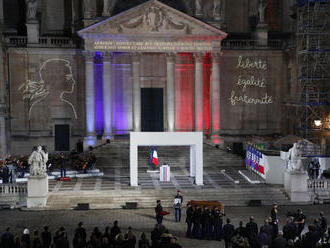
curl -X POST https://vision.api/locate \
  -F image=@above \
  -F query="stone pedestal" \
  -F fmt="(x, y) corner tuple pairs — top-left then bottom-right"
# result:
(26, 22), (39, 44)
(284, 170), (311, 202)
(255, 23), (268, 46)
(27, 175), (48, 208)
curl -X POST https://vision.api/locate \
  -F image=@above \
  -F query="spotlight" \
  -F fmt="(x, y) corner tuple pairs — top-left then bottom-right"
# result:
(314, 120), (322, 127)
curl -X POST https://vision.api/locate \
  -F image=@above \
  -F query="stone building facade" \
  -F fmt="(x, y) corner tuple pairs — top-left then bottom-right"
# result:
(0, 0), (299, 155)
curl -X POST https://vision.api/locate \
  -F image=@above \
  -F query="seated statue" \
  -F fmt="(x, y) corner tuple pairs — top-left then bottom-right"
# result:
(28, 145), (48, 176)
(287, 142), (309, 172)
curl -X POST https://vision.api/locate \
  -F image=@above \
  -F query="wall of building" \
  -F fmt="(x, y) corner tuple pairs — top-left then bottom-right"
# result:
(219, 49), (286, 135)
(8, 48), (85, 154)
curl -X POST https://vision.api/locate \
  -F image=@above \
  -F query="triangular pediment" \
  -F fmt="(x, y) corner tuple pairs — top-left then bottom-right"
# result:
(78, 0), (227, 39)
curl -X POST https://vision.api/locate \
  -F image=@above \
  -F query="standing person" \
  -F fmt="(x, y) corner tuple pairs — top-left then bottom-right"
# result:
(173, 191), (183, 222)
(213, 207), (224, 241)
(41, 226), (51, 248)
(21, 228), (31, 248)
(246, 216), (258, 245)
(185, 204), (194, 238)
(270, 203), (279, 238)
(110, 220), (121, 243)
(32, 230), (42, 248)
(320, 211), (328, 236)
(74, 222), (86, 245)
(155, 200), (163, 225)
(294, 209), (306, 238)
(59, 153), (66, 178)
(124, 226), (136, 248)
(222, 218), (235, 248)
(1, 227), (15, 248)
(192, 206), (201, 239)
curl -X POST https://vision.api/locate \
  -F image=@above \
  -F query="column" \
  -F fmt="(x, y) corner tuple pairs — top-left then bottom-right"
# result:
(210, 52), (221, 134)
(166, 53), (175, 132)
(102, 52), (113, 140)
(132, 53), (141, 132)
(194, 53), (204, 132)
(84, 51), (96, 147)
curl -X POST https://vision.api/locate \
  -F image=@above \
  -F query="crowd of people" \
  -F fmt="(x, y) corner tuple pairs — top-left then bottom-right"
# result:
(0, 220), (182, 248)
(184, 203), (329, 248)
(0, 148), (96, 182)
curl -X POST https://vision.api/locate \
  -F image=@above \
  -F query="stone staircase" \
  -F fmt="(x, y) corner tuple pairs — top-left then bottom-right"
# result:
(46, 186), (289, 210)
(42, 139), (292, 209)
(93, 140), (244, 170)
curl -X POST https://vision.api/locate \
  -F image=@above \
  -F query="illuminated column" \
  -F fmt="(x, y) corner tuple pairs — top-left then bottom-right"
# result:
(102, 52), (112, 139)
(166, 53), (175, 132)
(194, 53), (204, 132)
(132, 53), (141, 132)
(84, 51), (96, 147)
(210, 52), (221, 134)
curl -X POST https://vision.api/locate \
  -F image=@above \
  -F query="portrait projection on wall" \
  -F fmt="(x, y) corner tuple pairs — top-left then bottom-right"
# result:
(18, 58), (78, 120)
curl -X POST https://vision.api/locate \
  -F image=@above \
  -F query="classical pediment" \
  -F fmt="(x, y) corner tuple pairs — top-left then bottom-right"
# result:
(78, 0), (227, 39)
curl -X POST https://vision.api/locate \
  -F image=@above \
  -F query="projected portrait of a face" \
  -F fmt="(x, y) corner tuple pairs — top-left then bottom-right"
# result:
(19, 58), (78, 120)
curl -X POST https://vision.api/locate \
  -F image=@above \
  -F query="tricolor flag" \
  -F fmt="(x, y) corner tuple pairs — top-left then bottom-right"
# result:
(258, 153), (265, 175)
(152, 150), (159, 166)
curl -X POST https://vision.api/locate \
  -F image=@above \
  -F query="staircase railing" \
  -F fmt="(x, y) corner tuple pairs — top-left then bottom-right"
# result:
(307, 179), (330, 190)
(0, 183), (27, 195)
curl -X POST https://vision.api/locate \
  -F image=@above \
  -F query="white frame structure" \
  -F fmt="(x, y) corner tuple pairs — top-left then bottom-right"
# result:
(130, 132), (203, 186)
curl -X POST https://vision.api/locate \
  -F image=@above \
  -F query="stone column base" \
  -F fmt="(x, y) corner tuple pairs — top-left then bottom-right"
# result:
(26, 23), (39, 44)
(284, 170), (311, 202)
(27, 175), (48, 208)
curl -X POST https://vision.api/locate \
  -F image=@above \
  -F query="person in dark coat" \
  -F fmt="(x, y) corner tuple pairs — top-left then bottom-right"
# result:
(213, 207), (223, 241)
(201, 206), (211, 240)
(59, 153), (67, 178)
(138, 232), (150, 248)
(257, 226), (271, 248)
(41, 226), (51, 248)
(21, 228), (31, 248)
(185, 204), (194, 238)
(320, 211), (328, 235)
(74, 222), (86, 245)
(270, 203), (279, 238)
(272, 231), (287, 248)
(261, 218), (273, 242)
(192, 206), (201, 239)
(235, 221), (247, 238)
(1, 227), (15, 248)
(54, 231), (69, 248)
(246, 216), (258, 244)
(222, 218), (235, 248)
(283, 217), (297, 241)
(302, 225), (320, 248)
(294, 208), (306, 238)
(151, 224), (161, 248)
(111, 220), (122, 244)
(124, 226), (136, 248)
(32, 230), (42, 248)
(155, 200), (163, 226)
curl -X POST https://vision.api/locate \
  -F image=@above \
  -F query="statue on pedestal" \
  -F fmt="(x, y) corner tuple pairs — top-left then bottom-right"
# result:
(28, 146), (48, 176)
(26, 0), (37, 22)
(287, 142), (306, 172)
(213, 0), (221, 20)
(102, 0), (116, 17)
(258, 0), (267, 24)
(195, 0), (203, 17)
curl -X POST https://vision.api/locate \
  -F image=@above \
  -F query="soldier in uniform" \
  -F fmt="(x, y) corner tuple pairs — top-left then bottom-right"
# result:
(185, 204), (194, 238)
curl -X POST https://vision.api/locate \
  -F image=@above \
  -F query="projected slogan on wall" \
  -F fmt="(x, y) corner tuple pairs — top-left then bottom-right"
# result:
(229, 56), (273, 106)
(94, 40), (213, 52)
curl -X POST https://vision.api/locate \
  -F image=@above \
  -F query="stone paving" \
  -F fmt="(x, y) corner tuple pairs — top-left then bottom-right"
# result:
(1, 204), (330, 248)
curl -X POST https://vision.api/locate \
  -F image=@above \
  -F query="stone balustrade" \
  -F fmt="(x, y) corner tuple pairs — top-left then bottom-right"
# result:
(308, 179), (330, 190)
(3, 36), (76, 48)
(0, 183), (27, 195)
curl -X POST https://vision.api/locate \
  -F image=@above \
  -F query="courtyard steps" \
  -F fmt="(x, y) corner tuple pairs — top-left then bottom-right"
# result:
(93, 140), (244, 169)
(46, 186), (289, 210)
